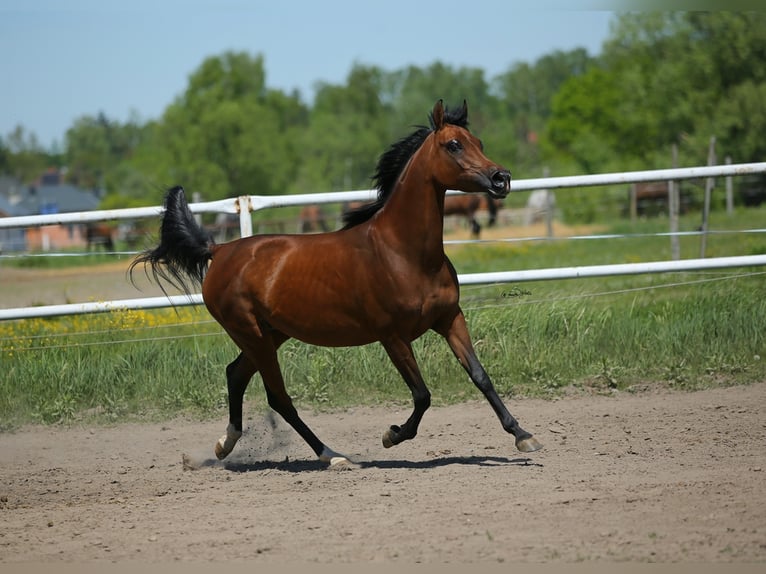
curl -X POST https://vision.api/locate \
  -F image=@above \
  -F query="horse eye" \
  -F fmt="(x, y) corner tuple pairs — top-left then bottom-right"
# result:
(446, 139), (463, 153)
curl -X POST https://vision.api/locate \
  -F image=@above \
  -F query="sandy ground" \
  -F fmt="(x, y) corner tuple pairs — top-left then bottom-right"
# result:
(1, 382), (765, 563)
(0, 260), (180, 309)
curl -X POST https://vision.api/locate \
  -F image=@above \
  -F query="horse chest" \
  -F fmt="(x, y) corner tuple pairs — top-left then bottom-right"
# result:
(382, 272), (458, 329)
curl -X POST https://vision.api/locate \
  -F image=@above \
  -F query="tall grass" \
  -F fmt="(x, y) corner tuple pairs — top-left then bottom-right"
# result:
(1, 206), (764, 427)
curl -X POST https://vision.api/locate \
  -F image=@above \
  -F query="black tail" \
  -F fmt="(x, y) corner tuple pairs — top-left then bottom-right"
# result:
(129, 186), (214, 296)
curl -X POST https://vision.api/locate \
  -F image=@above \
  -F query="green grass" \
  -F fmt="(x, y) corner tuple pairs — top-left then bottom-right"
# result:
(1, 205), (764, 428)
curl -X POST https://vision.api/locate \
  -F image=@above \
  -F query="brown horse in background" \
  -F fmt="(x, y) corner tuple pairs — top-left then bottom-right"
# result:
(130, 100), (541, 466)
(297, 205), (329, 233)
(443, 193), (501, 238)
(84, 223), (114, 252)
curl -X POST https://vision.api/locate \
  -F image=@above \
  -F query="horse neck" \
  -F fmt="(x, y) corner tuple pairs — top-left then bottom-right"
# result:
(372, 146), (447, 271)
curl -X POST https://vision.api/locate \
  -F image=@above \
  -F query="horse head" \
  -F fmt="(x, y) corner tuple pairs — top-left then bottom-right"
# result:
(427, 100), (511, 199)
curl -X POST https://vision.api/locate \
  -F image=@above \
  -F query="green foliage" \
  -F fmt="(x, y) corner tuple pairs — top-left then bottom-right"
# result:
(546, 68), (629, 171)
(550, 12), (766, 173)
(296, 65), (392, 192)
(2, 126), (52, 183)
(132, 51), (309, 201)
(64, 112), (146, 189)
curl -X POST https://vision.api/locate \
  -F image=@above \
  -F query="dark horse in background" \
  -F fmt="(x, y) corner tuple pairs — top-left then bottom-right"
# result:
(130, 100), (541, 466)
(297, 204), (330, 233)
(84, 223), (115, 252)
(443, 193), (501, 238)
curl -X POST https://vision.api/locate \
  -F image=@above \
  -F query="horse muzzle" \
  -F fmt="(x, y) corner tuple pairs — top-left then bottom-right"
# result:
(487, 169), (511, 198)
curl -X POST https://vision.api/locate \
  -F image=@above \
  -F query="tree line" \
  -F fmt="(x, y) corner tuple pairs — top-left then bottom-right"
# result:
(2, 12), (764, 218)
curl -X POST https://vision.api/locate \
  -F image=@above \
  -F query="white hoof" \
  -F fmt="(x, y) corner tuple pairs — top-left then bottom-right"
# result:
(214, 424), (242, 460)
(319, 446), (356, 469)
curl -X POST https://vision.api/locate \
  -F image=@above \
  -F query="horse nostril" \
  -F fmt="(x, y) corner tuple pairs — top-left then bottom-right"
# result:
(491, 170), (511, 189)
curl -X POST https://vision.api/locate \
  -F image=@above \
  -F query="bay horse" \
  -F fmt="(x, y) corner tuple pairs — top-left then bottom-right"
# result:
(130, 100), (541, 467)
(297, 204), (329, 233)
(443, 193), (501, 238)
(84, 223), (114, 252)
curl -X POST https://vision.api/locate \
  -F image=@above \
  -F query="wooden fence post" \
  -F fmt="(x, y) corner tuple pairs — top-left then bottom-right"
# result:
(669, 144), (680, 260)
(543, 166), (553, 238)
(630, 183), (637, 221)
(699, 136), (716, 258)
(726, 156), (733, 215)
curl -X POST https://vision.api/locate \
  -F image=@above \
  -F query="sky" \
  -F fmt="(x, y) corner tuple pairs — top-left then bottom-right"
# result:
(0, 0), (617, 150)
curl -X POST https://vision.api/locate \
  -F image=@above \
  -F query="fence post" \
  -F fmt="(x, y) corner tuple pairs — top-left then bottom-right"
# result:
(699, 136), (717, 258)
(629, 183), (637, 221)
(669, 144), (680, 260)
(543, 166), (554, 238)
(726, 156), (733, 215)
(237, 196), (253, 238)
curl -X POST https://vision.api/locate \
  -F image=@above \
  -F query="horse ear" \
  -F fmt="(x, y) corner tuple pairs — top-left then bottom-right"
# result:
(432, 99), (445, 131)
(461, 99), (468, 120)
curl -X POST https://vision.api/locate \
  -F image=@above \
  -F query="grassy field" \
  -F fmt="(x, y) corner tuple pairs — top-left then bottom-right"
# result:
(1, 205), (764, 428)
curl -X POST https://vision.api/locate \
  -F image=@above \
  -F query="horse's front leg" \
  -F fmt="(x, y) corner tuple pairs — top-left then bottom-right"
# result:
(380, 338), (431, 448)
(435, 311), (542, 453)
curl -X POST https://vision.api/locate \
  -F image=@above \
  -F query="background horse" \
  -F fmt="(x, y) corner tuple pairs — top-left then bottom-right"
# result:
(443, 193), (501, 238)
(131, 100), (541, 467)
(84, 223), (114, 252)
(297, 205), (329, 233)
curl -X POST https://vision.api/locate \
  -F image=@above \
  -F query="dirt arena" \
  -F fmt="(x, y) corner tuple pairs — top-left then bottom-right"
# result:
(1, 382), (764, 563)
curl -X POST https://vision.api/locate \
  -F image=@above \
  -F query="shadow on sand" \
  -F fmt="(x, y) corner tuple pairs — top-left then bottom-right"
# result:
(182, 454), (543, 473)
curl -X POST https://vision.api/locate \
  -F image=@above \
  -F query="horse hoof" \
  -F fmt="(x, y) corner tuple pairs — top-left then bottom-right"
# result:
(516, 436), (543, 453)
(214, 425), (242, 460)
(382, 425), (401, 449)
(328, 456), (359, 471)
(319, 446), (356, 468)
(214, 438), (230, 460)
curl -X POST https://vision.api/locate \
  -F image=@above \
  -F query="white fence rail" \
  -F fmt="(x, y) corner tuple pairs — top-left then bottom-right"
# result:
(2, 162), (765, 231)
(2, 254), (765, 321)
(1, 162), (765, 322)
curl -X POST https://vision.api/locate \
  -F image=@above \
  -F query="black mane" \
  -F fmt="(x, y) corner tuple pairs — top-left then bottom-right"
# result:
(342, 103), (469, 228)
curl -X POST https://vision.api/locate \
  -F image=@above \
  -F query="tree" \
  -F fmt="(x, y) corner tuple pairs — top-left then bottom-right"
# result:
(545, 67), (627, 173)
(493, 48), (594, 175)
(131, 51), (309, 202)
(546, 12), (766, 172)
(0, 137), (9, 174)
(3, 126), (47, 184)
(295, 64), (391, 192)
(64, 111), (147, 192)
(390, 62), (494, 135)
(692, 80), (766, 164)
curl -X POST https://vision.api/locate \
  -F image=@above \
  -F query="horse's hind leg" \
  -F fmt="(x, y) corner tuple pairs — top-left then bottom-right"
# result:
(243, 332), (351, 466)
(436, 311), (542, 453)
(215, 330), (289, 460)
(215, 352), (256, 459)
